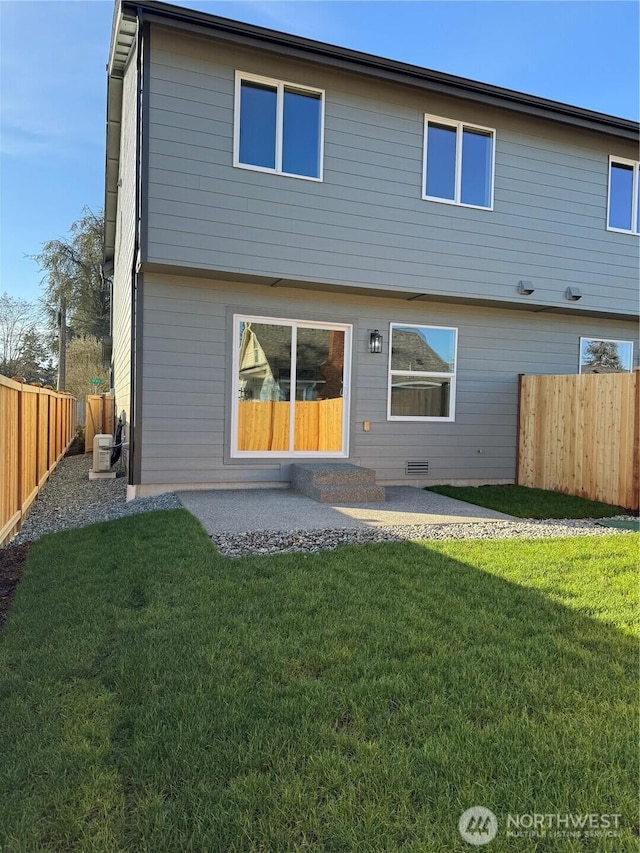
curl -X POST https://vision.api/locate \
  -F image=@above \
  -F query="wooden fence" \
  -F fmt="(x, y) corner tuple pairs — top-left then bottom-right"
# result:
(517, 370), (639, 510)
(0, 376), (77, 546)
(238, 398), (343, 452)
(84, 394), (116, 453)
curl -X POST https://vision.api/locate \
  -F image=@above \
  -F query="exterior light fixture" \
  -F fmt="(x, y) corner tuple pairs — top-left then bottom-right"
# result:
(518, 280), (535, 295)
(369, 330), (383, 353)
(565, 287), (582, 301)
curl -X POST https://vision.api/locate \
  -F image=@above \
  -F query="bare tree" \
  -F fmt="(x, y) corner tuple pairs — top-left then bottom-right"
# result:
(0, 292), (41, 377)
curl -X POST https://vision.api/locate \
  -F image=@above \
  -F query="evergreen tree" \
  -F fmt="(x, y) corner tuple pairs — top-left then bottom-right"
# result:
(583, 340), (624, 372)
(16, 329), (57, 386)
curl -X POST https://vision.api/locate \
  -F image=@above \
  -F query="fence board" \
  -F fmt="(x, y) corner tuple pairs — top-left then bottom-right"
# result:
(85, 395), (101, 453)
(49, 395), (57, 468)
(20, 390), (38, 516)
(84, 394), (116, 453)
(517, 370), (638, 510)
(237, 401), (289, 452)
(37, 391), (49, 486)
(103, 396), (115, 438)
(237, 399), (343, 452)
(0, 383), (19, 544)
(0, 375), (76, 546)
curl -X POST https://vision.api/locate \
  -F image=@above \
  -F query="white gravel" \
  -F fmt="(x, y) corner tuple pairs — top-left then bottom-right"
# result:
(211, 517), (637, 558)
(7, 455), (181, 546)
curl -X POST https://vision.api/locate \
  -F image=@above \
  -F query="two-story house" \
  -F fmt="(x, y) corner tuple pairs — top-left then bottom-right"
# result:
(105, 0), (639, 499)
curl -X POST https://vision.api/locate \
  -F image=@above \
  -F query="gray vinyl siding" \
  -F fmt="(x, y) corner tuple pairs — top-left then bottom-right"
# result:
(143, 26), (639, 319)
(138, 272), (638, 488)
(112, 53), (138, 441)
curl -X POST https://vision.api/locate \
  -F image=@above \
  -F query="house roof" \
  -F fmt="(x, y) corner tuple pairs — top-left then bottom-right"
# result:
(104, 0), (640, 264)
(114, 0), (638, 135)
(239, 324), (449, 381)
(391, 330), (450, 373)
(240, 324), (338, 379)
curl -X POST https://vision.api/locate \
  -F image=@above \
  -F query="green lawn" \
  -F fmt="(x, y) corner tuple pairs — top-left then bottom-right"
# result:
(426, 484), (629, 519)
(1, 511), (637, 852)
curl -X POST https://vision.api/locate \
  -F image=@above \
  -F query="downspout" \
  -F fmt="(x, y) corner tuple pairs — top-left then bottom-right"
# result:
(128, 11), (147, 489)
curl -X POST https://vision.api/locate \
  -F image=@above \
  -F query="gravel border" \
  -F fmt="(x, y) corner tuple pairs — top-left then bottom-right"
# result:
(5, 454), (637, 555)
(7, 455), (181, 546)
(211, 518), (637, 558)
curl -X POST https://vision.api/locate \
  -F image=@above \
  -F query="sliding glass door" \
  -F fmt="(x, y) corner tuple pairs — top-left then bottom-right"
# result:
(233, 316), (351, 457)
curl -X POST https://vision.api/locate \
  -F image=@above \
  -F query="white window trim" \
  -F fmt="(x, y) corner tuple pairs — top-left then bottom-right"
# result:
(606, 155), (640, 235)
(231, 315), (351, 458)
(233, 71), (325, 182)
(422, 114), (496, 211)
(578, 337), (634, 374)
(387, 323), (458, 422)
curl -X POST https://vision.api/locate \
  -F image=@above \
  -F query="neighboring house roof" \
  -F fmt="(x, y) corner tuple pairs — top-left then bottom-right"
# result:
(240, 324), (336, 379)
(239, 324), (449, 381)
(391, 330), (450, 373)
(105, 0), (640, 263)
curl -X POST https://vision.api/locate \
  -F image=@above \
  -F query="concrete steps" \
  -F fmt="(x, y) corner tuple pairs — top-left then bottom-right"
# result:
(291, 463), (385, 503)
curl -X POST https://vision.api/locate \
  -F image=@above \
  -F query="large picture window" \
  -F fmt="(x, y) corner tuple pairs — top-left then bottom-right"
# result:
(232, 316), (351, 456)
(607, 157), (639, 234)
(579, 338), (634, 374)
(234, 72), (324, 180)
(387, 324), (458, 421)
(423, 116), (495, 209)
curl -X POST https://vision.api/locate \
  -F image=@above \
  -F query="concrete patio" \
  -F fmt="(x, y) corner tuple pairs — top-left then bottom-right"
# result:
(178, 485), (515, 535)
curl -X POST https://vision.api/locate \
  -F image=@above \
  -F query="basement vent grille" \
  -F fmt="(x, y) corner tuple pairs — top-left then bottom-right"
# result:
(405, 460), (429, 476)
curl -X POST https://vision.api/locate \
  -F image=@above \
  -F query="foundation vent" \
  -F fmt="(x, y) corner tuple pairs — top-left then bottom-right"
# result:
(405, 460), (429, 476)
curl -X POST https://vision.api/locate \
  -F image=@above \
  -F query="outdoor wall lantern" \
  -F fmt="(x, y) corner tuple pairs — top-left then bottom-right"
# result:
(369, 330), (383, 353)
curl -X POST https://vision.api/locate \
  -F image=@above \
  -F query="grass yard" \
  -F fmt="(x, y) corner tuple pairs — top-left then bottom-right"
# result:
(0, 511), (637, 852)
(426, 484), (629, 519)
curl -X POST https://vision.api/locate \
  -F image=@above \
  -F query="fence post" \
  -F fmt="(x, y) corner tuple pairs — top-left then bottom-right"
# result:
(45, 390), (50, 477)
(15, 379), (24, 519)
(515, 374), (524, 485)
(34, 386), (39, 493)
(633, 368), (640, 511)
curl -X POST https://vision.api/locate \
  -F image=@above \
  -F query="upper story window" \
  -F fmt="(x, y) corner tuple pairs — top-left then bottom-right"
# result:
(607, 157), (639, 234)
(423, 116), (495, 209)
(579, 338), (634, 374)
(387, 323), (458, 421)
(234, 72), (324, 181)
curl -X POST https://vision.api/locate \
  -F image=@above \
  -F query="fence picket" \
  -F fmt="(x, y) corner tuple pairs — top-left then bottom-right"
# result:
(517, 370), (639, 510)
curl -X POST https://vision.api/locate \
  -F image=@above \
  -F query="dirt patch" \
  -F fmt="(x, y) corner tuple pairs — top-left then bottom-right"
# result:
(0, 543), (32, 628)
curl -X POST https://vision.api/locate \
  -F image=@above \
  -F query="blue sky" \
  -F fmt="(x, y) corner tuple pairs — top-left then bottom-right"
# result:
(1, 0), (638, 304)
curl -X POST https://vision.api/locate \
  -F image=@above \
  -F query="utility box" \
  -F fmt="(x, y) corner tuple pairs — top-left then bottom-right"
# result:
(89, 433), (116, 480)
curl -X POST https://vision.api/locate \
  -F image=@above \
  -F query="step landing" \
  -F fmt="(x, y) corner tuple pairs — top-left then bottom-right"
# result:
(291, 463), (385, 503)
